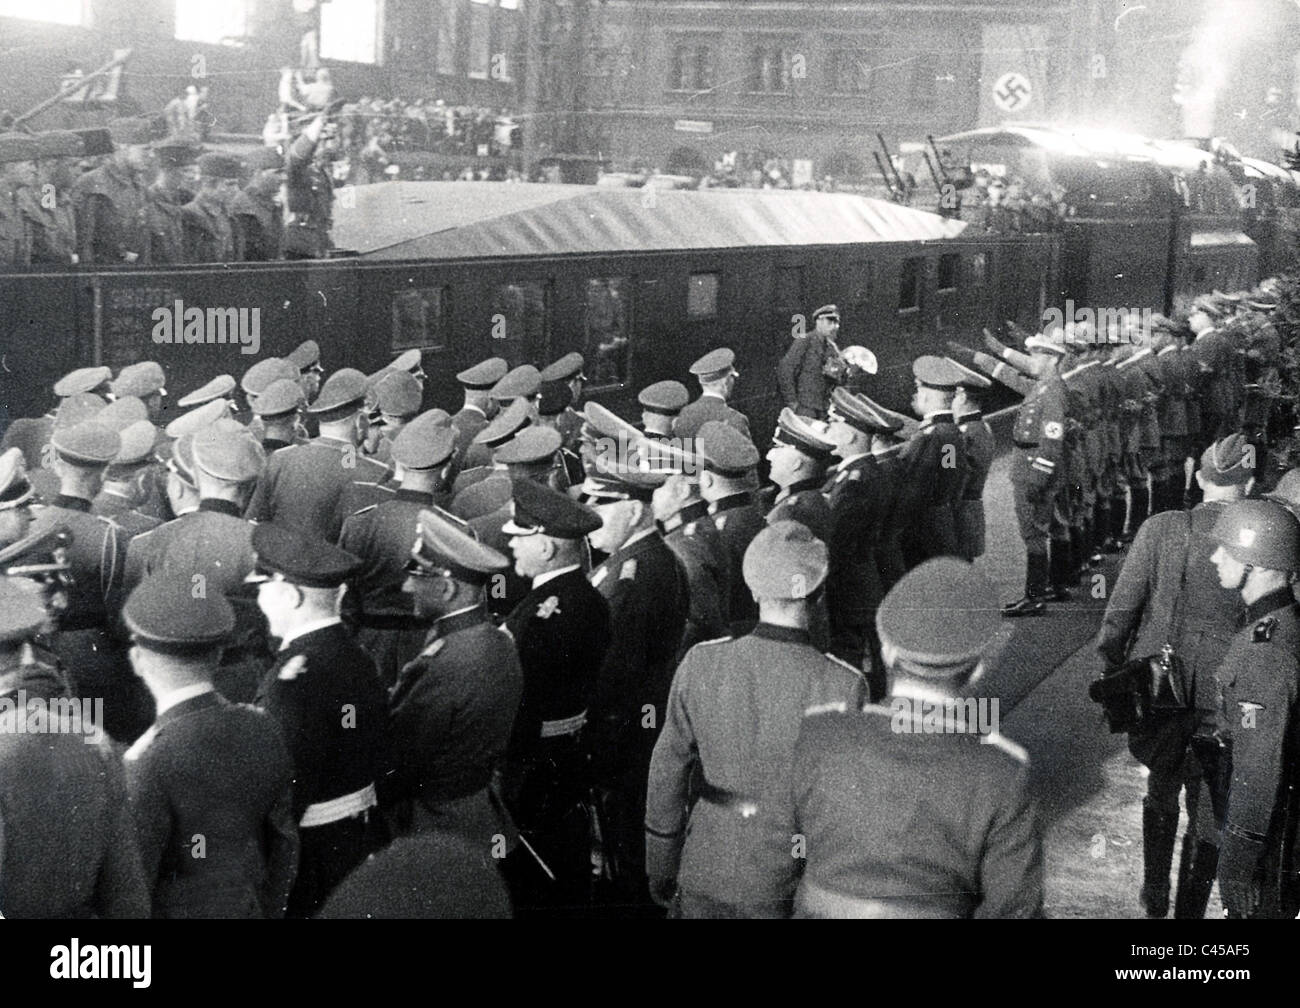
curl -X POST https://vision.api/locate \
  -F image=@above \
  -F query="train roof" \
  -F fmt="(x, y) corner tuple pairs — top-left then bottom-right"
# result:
(333, 181), (967, 261)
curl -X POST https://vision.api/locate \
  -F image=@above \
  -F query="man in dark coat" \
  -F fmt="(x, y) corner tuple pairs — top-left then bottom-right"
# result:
(231, 146), (285, 261)
(698, 421), (765, 637)
(672, 348), (751, 442)
(777, 304), (844, 420)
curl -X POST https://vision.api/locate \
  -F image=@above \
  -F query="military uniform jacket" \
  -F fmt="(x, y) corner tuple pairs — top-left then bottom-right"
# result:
(256, 623), (388, 826)
(72, 162), (150, 264)
(776, 332), (832, 415)
(181, 195), (235, 264)
(661, 501), (729, 655)
(389, 606), (523, 805)
(1131, 349), (1165, 451)
(125, 690), (297, 918)
(672, 393), (752, 442)
(145, 183), (188, 264)
(1156, 345), (1191, 439)
(1011, 375), (1067, 491)
(900, 412), (967, 511)
(710, 492), (766, 634)
(767, 479), (833, 542)
(28, 496), (127, 632)
(284, 132), (334, 258)
(645, 625), (865, 910)
(231, 187), (284, 261)
(504, 568), (611, 761)
(19, 186), (77, 265)
(789, 702), (1042, 918)
(1096, 503), (1241, 716)
(587, 530), (689, 770)
(450, 406), (489, 465)
(0, 660), (150, 918)
(957, 413), (995, 501)
(825, 454), (891, 625)
(1, 414), (54, 471)
(339, 489), (431, 622)
(247, 437), (389, 544)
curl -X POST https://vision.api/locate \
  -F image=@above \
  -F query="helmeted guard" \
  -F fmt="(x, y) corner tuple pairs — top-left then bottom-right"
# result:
(250, 524), (389, 919)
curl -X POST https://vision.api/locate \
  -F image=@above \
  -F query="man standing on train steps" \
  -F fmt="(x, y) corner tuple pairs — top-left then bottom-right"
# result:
(777, 304), (845, 421)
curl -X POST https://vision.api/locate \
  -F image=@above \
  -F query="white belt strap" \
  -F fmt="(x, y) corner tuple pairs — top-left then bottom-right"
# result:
(300, 782), (378, 829)
(540, 711), (587, 738)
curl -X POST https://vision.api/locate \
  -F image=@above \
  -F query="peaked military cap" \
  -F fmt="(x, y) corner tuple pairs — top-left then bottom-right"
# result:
(124, 574), (235, 654)
(489, 365), (542, 402)
(945, 357), (993, 389)
(248, 524), (363, 588)
(391, 349), (425, 376)
(0, 576), (48, 642)
(112, 361), (167, 399)
(107, 118), (154, 147)
(474, 399), (532, 448)
(495, 426), (562, 467)
(392, 419), (455, 471)
(410, 508), (508, 585)
(242, 358), (299, 396)
(197, 152), (242, 179)
(167, 433), (198, 487)
(1025, 332), (1068, 357)
(307, 367), (369, 417)
(638, 380), (690, 416)
(113, 421), (158, 467)
(1201, 433), (1254, 487)
(53, 366), (112, 398)
(177, 374), (236, 408)
(877, 557), (999, 673)
(52, 422), (119, 466)
(828, 387), (902, 435)
(697, 420), (759, 476)
(165, 398), (232, 439)
(245, 147), (286, 172)
(539, 352), (585, 383)
(0, 449), (32, 509)
(811, 304), (840, 322)
(912, 355), (963, 390)
(0, 132), (38, 164)
(502, 477), (601, 539)
(191, 427), (265, 483)
(96, 395), (148, 432)
(373, 370), (423, 419)
(53, 393), (106, 430)
(743, 520), (828, 599)
(456, 357), (509, 390)
(581, 453), (670, 502)
(537, 380), (572, 417)
(32, 130), (83, 160)
(582, 402), (641, 444)
(288, 339), (322, 372)
(773, 407), (836, 460)
(252, 378), (306, 418)
(690, 347), (737, 381)
(452, 474), (513, 522)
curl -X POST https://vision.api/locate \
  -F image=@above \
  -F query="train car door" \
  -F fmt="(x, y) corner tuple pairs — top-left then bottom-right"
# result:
(0, 271), (85, 434)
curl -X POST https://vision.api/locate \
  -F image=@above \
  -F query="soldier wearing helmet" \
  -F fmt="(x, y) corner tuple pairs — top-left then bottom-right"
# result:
(1207, 498), (1300, 919)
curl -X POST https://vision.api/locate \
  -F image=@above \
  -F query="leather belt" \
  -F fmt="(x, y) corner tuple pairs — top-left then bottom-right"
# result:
(794, 879), (971, 919)
(300, 782), (378, 829)
(698, 779), (759, 817)
(540, 710), (587, 738)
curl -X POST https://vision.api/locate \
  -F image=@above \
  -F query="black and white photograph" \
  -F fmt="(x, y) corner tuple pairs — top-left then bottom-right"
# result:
(0, 0), (1298, 975)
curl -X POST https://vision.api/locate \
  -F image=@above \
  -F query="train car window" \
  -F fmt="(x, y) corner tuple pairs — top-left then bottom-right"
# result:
(493, 281), (552, 362)
(585, 278), (632, 388)
(392, 287), (448, 352)
(970, 252), (987, 286)
(687, 272), (720, 320)
(898, 257), (923, 312)
(937, 254), (960, 293)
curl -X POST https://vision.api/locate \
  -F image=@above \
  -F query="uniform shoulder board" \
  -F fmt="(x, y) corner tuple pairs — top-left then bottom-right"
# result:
(620, 558), (637, 581)
(684, 522), (696, 536)
(350, 503), (379, 518)
(980, 732), (1029, 764)
(589, 566), (608, 589)
(694, 636), (733, 648)
(124, 724), (159, 762)
(804, 700), (848, 717)
(823, 652), (865, 679)
(278, 654), (308, 681)
(497, 624), (515, 644)
(1254, 617), (1278, 643)
(419, 639), (446, 659)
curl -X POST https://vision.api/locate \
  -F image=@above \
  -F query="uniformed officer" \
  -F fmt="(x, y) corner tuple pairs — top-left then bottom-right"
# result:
(451, 357), (507, 464)
(250, 523), (389, 919)
(776, 304), (848, 420)
(459, 398), (533, 484)
(673, 348), (751, 442)
(1, 366), (112, 475)
(72, 117), (155, 264)
(145, 137), (200, 264)
(500, 478), (610, 912)
(232, 146), (286, 262)
(638, 380), (689, 442)
(287, 339), (326, 407)
(1096, 434), (1252, 918)
(122, 574), (298, 918)
(24, 130), (81, 265)
(112, 361), (168, 424)
(539, 352), (586, 450)
(535, 382), (584, 488)
(91, 420), (165, 536)
(765, 407), (835, 542)
(822, 387), (903, 700)
(898, 355), (968, 566)
(947, 357), (995, 561)
(452, 474), (530, 620)
(247, 368), (389, 543)
(496, 425), (567, 492)
(782, 557), (1043, 918)
(0, 131), (38, 266)
(126, 425), (270, 704)
(252, 378), (307, 454)
(1206, 499), (1300, 919)
(365, 369), (424, 466)
(389, 508), (523, 854)
(284, 110), (338, 259)
(645, 520), (865, 917)
(698, 420), (765, 637)
(489, 365), (543, 420)
(340, 420), (457, 687)
(175, 374), (237, 413)
(0, 576), (150, 919)
(182, 152), (241, 263)
(581, 454), (689, 911)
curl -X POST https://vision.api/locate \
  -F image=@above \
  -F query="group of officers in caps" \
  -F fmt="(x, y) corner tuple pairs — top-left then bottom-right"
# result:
(0, 317), (1050, 918)
(0, 107), (338, 267)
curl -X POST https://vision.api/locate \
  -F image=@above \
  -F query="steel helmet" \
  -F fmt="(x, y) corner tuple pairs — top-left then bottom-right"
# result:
(1264, 467), (1300, 519)
(1210, 498), (1300, 572)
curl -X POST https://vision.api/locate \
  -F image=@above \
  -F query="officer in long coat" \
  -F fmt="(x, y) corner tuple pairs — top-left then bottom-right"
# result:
(948, 359), (995, 560)
(698, 421), (765, 636)
(898, 356), (969, 566)
(646, 521), (864, 917)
